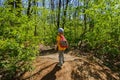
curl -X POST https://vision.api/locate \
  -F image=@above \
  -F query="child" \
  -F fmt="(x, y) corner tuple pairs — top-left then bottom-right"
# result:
(55, 28), (68, 66)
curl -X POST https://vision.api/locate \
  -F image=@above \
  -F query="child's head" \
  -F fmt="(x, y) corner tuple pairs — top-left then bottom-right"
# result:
(58, 28), (64, 34)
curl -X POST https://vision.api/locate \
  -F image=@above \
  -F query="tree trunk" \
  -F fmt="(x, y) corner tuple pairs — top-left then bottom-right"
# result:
(7, 0), (14, 12)
(62, 0), (69, 29)
(42, 0), (45, 7)
(57, 0), (61, 28)
(15, 0), (22, 16)
(80, 0), (88, 41)
(7, 0), (22, 16)
(33, 0), (38, 36)
(51, 0), (54, 11)
(83, 0), (89, 33)
(83, 12), (87, 32)
(62, 0), (65, 11)
(89, 19), (94, 31)
(27, 0), (32, 17)
(0, 0), (2, 6)
(50, 0), (54, 24)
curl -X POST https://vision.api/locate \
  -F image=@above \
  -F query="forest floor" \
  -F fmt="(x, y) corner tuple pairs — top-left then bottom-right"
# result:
(20, 48), (120, 80)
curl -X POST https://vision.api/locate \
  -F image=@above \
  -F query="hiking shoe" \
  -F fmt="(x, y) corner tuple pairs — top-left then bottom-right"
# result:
(57, 63), (62, 67)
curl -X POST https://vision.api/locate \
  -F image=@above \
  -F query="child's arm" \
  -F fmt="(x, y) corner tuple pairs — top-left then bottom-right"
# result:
(55, 36), (59, 50)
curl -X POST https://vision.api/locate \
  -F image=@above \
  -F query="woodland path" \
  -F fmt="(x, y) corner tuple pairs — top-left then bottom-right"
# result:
(21, 51), (120, 80)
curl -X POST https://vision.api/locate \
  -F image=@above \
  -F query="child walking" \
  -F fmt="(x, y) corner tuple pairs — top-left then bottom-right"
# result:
(55, 28), (68, 67)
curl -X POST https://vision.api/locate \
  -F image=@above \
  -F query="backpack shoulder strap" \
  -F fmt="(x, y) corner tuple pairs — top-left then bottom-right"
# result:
(59, 34), (64, 38)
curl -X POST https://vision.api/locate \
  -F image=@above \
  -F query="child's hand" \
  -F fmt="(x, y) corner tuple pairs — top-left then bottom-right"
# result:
(54, 45), (57, 50)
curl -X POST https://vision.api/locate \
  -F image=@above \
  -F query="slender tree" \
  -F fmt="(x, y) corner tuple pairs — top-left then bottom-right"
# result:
(62, 0), (69, 29)
(83, 0), (88, 32)
(81, 0), (89, 36)
(33, 0), (38, 36)
(51, 0), (54, 11)
(0, 0), (2, 6)
(42, 0), (45, 7)
(50, 0), (54, 24)
(7, 0), (14, 12)
(57, 0), (61, 28)
(7, 0), (22, 16)
(27, 0), (32, 17)
(15, 0), (22, 16)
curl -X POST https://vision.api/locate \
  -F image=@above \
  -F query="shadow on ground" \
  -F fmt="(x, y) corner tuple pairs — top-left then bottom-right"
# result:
(41, 64), (61, 80)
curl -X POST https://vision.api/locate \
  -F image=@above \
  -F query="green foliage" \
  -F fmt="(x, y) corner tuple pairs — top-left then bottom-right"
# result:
(81, 0), (120, 57)
(0, 8), (39, 79)
(0, 39), (37, 78)
(0, 0), (120, 79)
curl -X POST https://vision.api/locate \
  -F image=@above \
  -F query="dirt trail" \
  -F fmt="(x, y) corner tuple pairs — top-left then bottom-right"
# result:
(21, 53), (120, 80)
